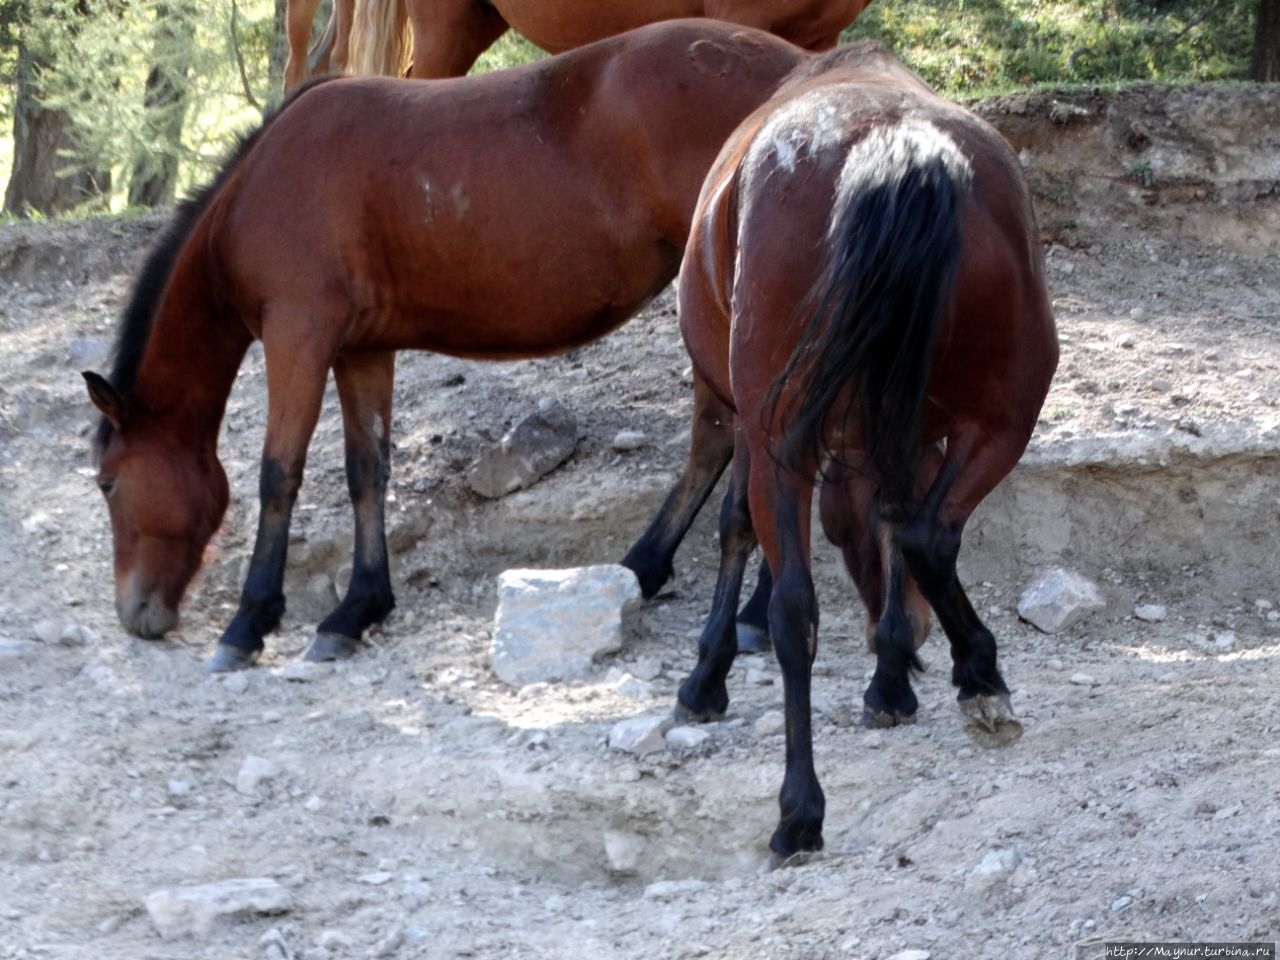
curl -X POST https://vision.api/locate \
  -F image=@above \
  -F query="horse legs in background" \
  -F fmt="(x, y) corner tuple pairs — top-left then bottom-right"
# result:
(676, 434), (757, 721)
(208, 311), (339, 672)
(284, 0), (323, 89)
(404, 0), (510, 78)
(819, 454), (936, 727)
(305, 351), (398, 662)
(620, 372), (772, 650)
(898, 428), (1027, 747)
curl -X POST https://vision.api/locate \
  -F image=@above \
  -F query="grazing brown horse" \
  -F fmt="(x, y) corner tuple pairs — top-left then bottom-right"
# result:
(668, 42), (1057, 857)
(284, 0), (870, 89)
(85, 21), (810, 672)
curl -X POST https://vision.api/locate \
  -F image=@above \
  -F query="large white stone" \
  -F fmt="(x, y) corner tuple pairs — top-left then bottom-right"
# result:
(607, 713), (672, 756)
(144, 878), (291, 939)
(1016, 568), (1106, 633)
(491, 565), (640, 685)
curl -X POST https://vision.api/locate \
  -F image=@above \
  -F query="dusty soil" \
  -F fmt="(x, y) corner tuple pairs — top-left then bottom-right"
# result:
(1, 85), (1278, 960)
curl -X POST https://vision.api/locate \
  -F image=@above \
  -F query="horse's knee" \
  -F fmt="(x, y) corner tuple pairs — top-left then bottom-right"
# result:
(899, 516), (961, 591)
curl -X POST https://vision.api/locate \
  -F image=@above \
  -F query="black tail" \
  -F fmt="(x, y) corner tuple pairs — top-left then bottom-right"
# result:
(769, 122), (971, 507)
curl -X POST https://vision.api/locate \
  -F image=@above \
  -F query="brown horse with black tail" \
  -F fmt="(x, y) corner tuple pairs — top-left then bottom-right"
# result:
(84, 21), (810, 672)
(669, 41), (1057, 857)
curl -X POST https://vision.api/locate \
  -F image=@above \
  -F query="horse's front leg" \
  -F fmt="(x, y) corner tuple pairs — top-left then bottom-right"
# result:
(283, 0), (323, 90)
(305, 351), (396, 662)
(208, 327), (332, 672)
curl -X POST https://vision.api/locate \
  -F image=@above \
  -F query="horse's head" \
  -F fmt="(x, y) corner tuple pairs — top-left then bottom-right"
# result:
(83, 372), (229, 638)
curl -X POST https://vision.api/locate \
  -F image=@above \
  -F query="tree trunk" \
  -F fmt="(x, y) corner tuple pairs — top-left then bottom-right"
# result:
(1251, 0), (1280, 80)
(269, 0), (289, 92)
(128, 2), (196, 207)
(4, 3), (110, 217)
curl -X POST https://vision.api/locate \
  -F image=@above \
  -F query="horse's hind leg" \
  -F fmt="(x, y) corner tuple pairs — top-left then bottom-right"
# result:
(209, 320), (334, 672)
(898, 429), (1028, 747)
(306, 351), (397, 662)
(676, 436), (757, 721)
(284, 0), (323, 89)
(749, 457), (825, 859)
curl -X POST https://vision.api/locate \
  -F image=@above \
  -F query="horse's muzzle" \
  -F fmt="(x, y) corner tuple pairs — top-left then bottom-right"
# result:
(117, 588), (179, 639)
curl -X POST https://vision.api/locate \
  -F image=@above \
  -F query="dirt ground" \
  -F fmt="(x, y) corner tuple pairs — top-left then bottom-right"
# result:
(1, 85), (1278, 960)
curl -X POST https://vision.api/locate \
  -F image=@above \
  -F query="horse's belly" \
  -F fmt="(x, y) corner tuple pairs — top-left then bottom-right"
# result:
(494, 0), (700, 53)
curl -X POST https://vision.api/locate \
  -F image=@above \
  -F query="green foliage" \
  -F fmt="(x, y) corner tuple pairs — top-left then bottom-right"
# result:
(845, 0), (1256, 94)
(472, 30), (545, 74)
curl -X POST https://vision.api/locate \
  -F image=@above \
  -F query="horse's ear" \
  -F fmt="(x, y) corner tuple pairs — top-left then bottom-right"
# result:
(83, 371), (128, 429)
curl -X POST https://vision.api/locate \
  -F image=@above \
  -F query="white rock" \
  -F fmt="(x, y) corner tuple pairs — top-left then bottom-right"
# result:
(1111, 895), (1133, 912)
(886, 951), (932, 960)
(603, 830), (644, 873)
(745, 668), (775, 686)
(491, 565), (641, 685)
(144, 878), (291, 939)
(1214, 631), (1236, 651)
(966, 847), (1022, 894)
(221, 671), (250, 695)
(236, 756), (280, 796)
(1069, 672), (1097, 686)
(1134, 603), (1167, 623)
(665, 726), (710, 749)
(612, 430), (648, 451)
(1017, 569), (1106, 633)
(608, 713), (672, 755)
(1130, 306), (1147, 321)
(753, 711), (786, 737)
(32, 619), (63, 644)
(58, 623), (92, 647)
(643, 879), (709, 900)
(167, 780), (191, 798)
(358, 871), (394, 886)
(303, 795), (324, 813)
(613, 673), (653, 700)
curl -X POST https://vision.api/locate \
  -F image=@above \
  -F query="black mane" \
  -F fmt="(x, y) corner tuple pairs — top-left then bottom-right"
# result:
(94, 78), (337, 457)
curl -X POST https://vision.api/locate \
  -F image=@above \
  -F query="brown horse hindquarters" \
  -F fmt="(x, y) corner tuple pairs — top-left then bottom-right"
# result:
(672, 61), (1056, 856)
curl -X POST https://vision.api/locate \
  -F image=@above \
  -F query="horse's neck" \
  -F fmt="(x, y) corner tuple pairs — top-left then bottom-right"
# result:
(132, 246), (252, 445)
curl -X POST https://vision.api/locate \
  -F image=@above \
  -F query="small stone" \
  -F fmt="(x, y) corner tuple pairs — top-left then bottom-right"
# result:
(1117, 334), (1135, 349)
(1213, 631), (1236, 651)
(1134, 604), (1167, 623)
(1017, 569), (1106, 633)
(58, 623), (92, 647)
(886, 951), (932, 960)
(613, 673), (653, 700)
(643, 879), (709, 900)
(1130, 307), (1147, 321)
(966, 847), (1022, 895)
(358, 871), (395, 886)
(277, 661), (332, 682)
(1046, 659), (1065, 671)
(603, 830), (643, 873)
(1069, 672), (1096, 686)
(1256, 599), (1275, 612)
(221, 671), (250, 695)
(1213, 804), (1241, 821)
(144, 878), (291, 939)
(167, 780), (191, 798)
(612, 430), (648, 451)
(33, 619), (63, 644)
(236, 755), (280, 796)
(665, 726), (710, 749)
(608, 713), (672, 755)
(1111, 895), (1133, 912)
(745, 668), (775, 686)
(753, 711), (786, 737)
(467, 402), (578, 498)
(303, 796), (324, 813)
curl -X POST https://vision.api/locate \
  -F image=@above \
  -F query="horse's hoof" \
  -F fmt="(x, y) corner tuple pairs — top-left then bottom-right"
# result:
(736, 621), (771, 654)
(765, 848), (824, 872)
(304, 632), (362, 662)
(860, 704), (918, 729)
(206, 645), (260, 673)
(673, 700), (725, 725)
(960, 694), (1023, 748)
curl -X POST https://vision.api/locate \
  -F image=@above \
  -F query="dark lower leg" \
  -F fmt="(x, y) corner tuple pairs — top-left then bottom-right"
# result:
(312, 353), (396, 658)
(862, 537), (923, 726)
(622, 376), (734, 597)
(677, 471), (756, 720)
(734, 562), (772, 653)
